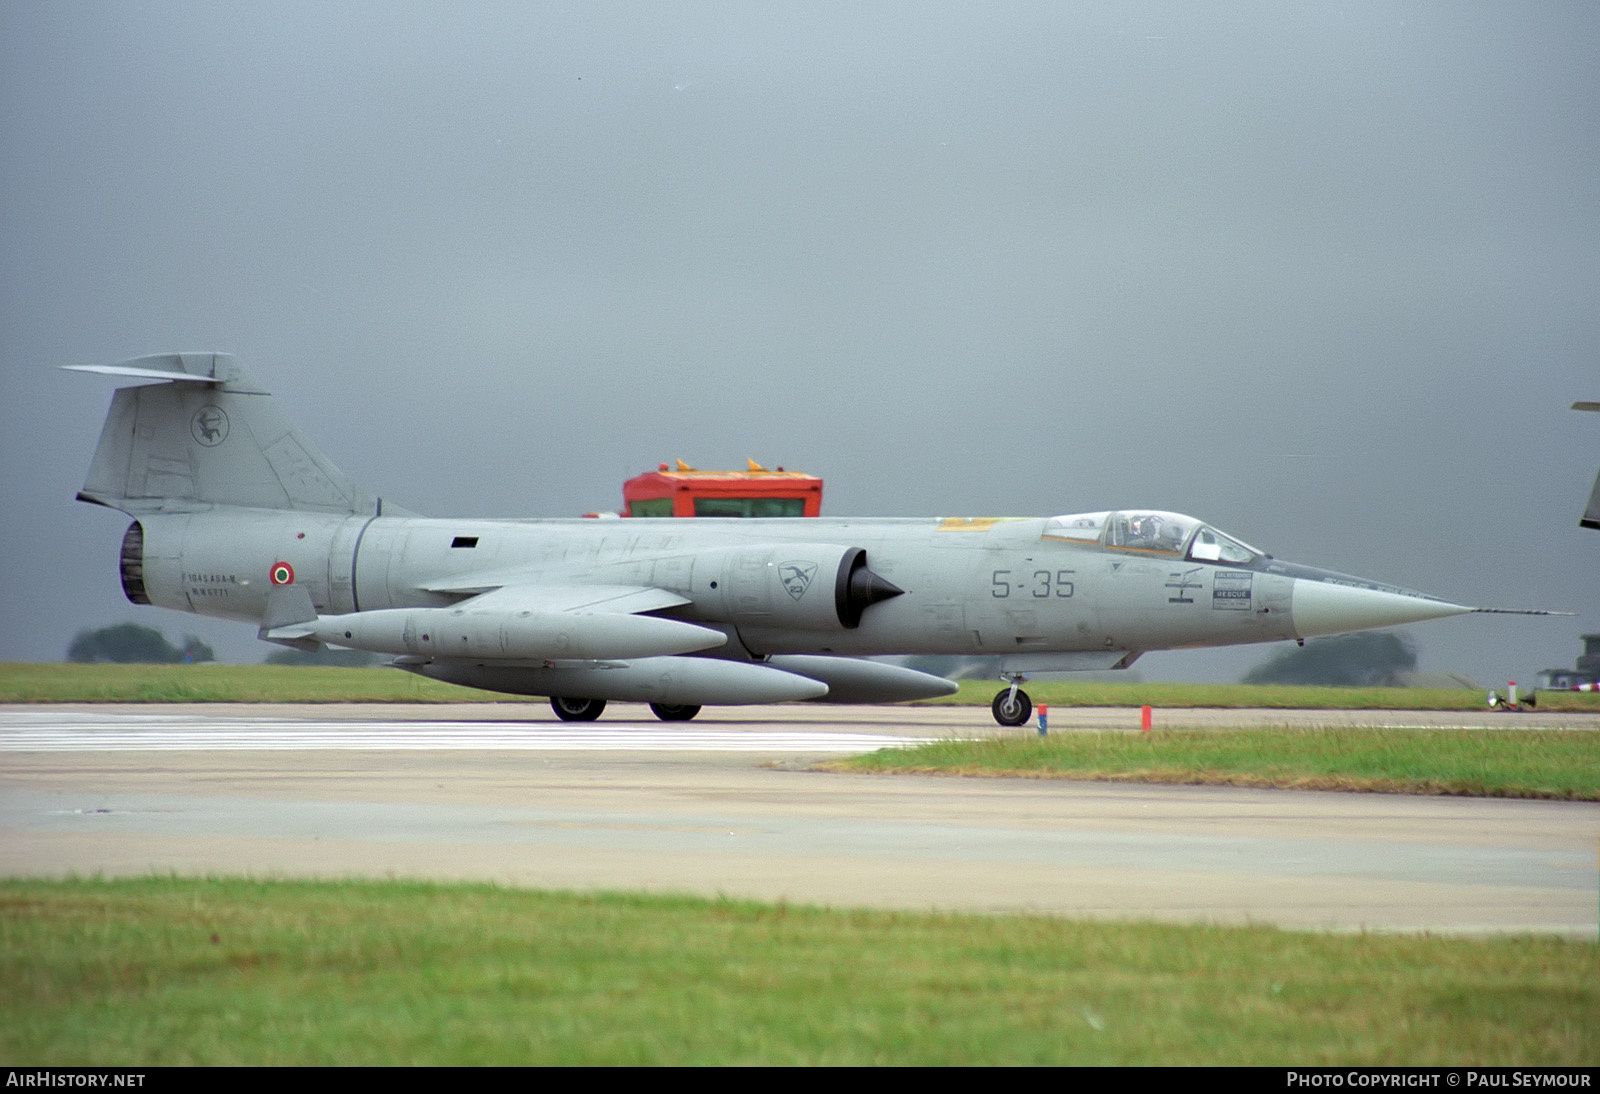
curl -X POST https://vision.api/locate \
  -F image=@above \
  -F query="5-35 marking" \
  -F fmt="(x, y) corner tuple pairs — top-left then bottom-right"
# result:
(991, 569), (1074, 599)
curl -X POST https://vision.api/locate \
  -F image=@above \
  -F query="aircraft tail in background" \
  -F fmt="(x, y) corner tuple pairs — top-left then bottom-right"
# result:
(1575, 401), (1600, 531)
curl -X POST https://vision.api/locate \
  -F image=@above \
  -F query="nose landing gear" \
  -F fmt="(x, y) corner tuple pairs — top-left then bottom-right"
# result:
(991, 674), (1033, 727)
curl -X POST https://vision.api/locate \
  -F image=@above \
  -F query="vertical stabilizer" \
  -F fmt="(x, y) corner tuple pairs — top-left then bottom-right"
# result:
(69, 353), (393, 516)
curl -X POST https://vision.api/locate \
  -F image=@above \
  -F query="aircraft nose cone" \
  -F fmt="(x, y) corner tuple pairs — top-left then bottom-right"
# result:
(1291, 578), (1472, 639)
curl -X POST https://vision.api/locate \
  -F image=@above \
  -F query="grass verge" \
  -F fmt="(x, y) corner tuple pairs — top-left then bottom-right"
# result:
(2, 877), (1594, 1066)
(5, 663), (1600, 710)
(0, 662), (502, 703)
(827, 727), (1600, 800)
(932, 679), (1600, 712)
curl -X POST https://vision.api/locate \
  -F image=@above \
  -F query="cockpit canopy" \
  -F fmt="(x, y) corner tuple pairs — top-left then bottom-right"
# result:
(1043, 511), (1259, 564)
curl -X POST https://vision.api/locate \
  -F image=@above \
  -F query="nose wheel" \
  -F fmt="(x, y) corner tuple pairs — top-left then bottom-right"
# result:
(991, 685), (1033, 727)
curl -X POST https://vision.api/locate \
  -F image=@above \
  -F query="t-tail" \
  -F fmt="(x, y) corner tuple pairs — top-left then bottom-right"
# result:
(68, 353), (405, 517)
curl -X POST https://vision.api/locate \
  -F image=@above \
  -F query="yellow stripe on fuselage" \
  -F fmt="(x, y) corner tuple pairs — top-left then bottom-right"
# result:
(937, 517), (1009, 531)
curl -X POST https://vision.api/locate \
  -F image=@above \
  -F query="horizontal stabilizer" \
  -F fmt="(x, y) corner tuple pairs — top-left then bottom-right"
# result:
(63, 364), (217, 383)
(62, 352), (260, 388)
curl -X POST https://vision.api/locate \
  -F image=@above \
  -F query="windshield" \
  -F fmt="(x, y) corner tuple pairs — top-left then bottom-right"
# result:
(1044, 510), (1259, 564)
(1186, 525), (1257, 564)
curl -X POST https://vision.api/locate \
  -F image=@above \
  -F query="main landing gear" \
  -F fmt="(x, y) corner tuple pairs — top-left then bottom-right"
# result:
(648, 703), (702, 722)
(991, 675), (1033, 727)
(550, 695), (606, 722)
(549, 696), (703, 722)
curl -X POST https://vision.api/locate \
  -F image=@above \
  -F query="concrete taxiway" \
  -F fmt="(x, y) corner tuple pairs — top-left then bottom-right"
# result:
(3, 703), (1597, 937)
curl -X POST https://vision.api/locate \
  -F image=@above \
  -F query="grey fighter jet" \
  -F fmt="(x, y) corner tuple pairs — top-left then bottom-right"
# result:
(68, 353), (1507, 725)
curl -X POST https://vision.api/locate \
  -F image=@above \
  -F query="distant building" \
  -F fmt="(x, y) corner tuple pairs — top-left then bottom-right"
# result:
(1536, 633), (1600, 689)
(619, 460), (823, 518)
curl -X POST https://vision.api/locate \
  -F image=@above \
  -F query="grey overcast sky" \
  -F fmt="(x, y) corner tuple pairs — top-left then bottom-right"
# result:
(2, 1), (1596, 684)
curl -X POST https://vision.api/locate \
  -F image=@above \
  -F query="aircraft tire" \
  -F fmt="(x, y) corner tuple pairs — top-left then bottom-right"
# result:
(550, 696), (606, 722)
(649, 703), (702, 722)
(991, 688), (1033, 727)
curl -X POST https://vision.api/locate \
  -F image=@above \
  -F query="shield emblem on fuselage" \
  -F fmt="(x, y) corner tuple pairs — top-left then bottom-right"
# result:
(780, 561), (816, 601)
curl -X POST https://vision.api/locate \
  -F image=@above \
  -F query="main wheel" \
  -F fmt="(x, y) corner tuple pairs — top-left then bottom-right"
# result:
(991, 687), (1033, 727)
(550, 695), (606, 722)
(649, 702), (702, 722)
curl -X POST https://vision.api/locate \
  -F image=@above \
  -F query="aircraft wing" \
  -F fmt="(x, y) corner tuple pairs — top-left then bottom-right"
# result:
(416, 582), (691, 614)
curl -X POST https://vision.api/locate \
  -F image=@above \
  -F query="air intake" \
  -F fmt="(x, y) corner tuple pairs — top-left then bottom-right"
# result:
(835, 547), (904, 628)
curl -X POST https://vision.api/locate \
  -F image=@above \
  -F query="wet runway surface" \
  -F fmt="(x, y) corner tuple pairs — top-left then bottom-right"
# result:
(3, 703), (1597, 936)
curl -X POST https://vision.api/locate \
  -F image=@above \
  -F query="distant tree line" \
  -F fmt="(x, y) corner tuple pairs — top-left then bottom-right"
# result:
(1242, 632), (1417, 687)
(66, 623), (380, 666)
(67, 623), (214, 664)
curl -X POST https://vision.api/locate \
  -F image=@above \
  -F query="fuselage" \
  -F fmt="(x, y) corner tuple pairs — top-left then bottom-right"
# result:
(121, 506), (1467, 667)
(69, 355), (1486, 719)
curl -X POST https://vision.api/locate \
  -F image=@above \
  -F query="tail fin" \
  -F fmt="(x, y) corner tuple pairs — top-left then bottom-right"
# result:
(68, 353), (400, 516)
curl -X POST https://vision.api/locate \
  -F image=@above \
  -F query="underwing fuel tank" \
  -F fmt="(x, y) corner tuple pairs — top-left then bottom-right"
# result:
(408, 655), (830, 705)
(765, 655), (959, 703)
(294, 606), (727, 661)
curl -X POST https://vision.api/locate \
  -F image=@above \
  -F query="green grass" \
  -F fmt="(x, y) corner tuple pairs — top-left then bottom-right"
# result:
(6, 663), (1600, 710)
(830, 727), (1600, 799)
(932, 678), (1600, 712)
(0, 662), (503, 703)
(2, 878), (1594, 1065)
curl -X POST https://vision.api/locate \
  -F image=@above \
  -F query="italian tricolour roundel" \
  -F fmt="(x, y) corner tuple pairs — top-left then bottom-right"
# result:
(269, 561), (295, 586)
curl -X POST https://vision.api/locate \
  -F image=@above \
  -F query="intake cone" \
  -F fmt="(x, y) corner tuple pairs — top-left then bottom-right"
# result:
(837, 548), (905, 627)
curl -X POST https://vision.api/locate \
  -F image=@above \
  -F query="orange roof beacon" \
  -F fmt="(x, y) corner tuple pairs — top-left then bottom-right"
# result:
(622, 460), (822, 518)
